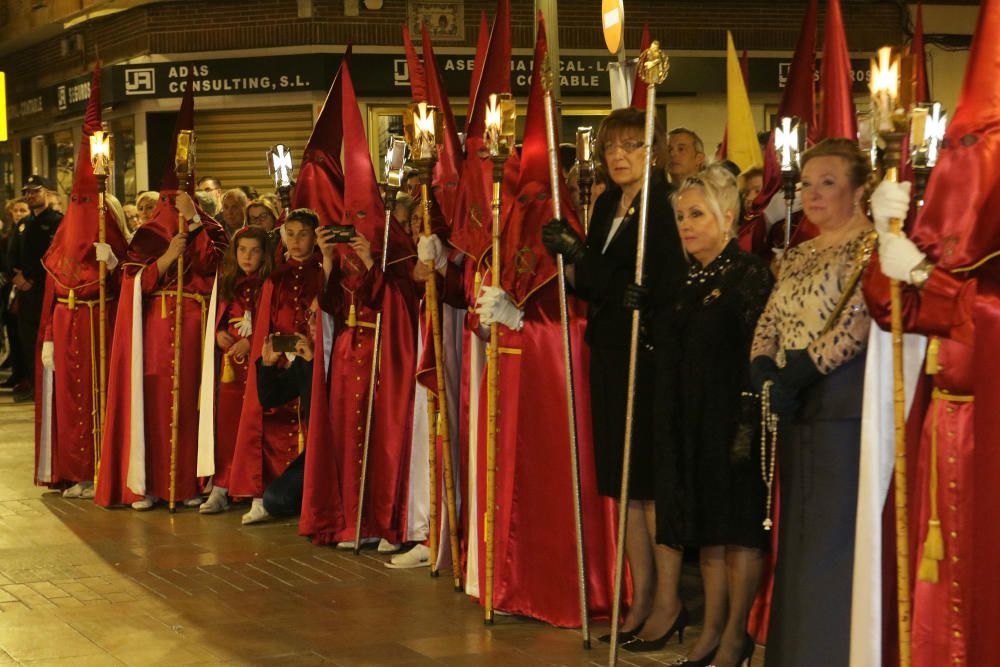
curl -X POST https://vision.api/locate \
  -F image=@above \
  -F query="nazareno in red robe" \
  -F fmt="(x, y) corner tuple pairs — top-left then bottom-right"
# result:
(95, 196), (227, 506)
(300, 235), (418, 545)
(205, 272), (261, 490)
(229, 255), (324, 499)
(864, 254), (1000, 667)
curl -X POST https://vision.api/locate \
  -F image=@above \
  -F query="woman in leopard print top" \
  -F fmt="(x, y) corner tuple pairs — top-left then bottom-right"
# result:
(749, 138), (875, 667)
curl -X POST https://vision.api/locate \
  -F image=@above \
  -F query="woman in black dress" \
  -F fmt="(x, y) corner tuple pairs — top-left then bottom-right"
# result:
(543, 108), (687, 647)
(655, 165), (773, 667)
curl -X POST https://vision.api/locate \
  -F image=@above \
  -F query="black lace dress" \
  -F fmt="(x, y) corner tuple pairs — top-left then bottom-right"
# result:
(654, 241), (774, 549)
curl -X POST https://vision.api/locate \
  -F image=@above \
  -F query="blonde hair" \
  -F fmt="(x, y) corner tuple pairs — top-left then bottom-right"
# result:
(104, 193), (132, 241)
(672, 163), (741, 237)
(135, 191), (159, 220)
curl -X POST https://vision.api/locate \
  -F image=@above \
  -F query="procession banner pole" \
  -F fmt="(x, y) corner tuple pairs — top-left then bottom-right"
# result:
(540, 56), (591, 649)
(170, 129), (195, 513)
(608, 41), (669, 667)
(353, 136), (408, 556)
(482, 92), (515, 624)
(90, 129), (112, 488)
(871, 46), (911, 667)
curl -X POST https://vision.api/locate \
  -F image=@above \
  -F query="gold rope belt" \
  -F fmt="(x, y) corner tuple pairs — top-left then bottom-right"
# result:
(919, 387), (975, 583)
(497, 347), (522, 356)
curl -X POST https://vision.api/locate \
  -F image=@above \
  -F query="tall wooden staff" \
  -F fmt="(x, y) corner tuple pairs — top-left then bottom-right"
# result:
(608, 41), (669, 666)
(89, 128), (112, 485)
(482, 92), (515, 624)
(404, 104), (462, 586)
(575, 128), (594, 234)
(170, 129), (195, 513)
(871, 46), (911, 667)
(353, 136), (408, 555)
(540, 58), (591, 649)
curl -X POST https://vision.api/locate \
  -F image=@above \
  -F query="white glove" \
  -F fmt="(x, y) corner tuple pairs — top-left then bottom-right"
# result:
(878, 233), (926, 283)
(235, 311), (253, 338)
(417, 234), (448, 271)
(870, 180), (912, 234)
(41, 341), (55, 370)
(763, 187), (802, 227)
(475, 285), (524, 331)
(93, 242), (119, 271)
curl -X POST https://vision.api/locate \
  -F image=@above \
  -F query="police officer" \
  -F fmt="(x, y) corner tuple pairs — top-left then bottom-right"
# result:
(8, 175), (62, 402)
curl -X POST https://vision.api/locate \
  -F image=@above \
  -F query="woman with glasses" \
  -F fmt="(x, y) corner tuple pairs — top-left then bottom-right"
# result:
(543, 107), (686, 650)
(246, 198), (279, 233)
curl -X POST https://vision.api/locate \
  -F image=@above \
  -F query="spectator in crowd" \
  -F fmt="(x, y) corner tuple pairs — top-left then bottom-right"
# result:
(260, 192), (283, 219)
(738, 167), (764, 214)
(122, 203), (141, 235)
(1, 198), (30, 386)
(197, 176), (224, 212)
(45, 191), (66, 213)
(238, 185), (258, 200)
(246, 198), (279, 232)
(220, 188), (248, 237)
(7, 176), (63, 402)
(195, 191), (218, 218)
(667, 128), (706, 186)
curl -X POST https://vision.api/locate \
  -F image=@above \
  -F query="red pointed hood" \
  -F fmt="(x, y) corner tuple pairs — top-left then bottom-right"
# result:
(819, 0), (857, 140)
(340, 58), (412, 260)
(158, 72), (196, 193)
(753, 0), (818, 210)
(466, 0), (511, 142)
(912, 3), (930, 103)
(293, 48), (348, 227)
(501, 15), (582, 304)
(910, 0), (1000, 270)
(466, 10), (491, 137)
(403, 25), (427, 103)
(422, 24), (464, 226)
(42, 64), (129, 289)
(630, 24), (652, 110)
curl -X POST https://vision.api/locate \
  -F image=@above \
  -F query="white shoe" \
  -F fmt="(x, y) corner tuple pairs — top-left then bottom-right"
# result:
(62, 483), (85, 499)
(385, 544), (431, 569)
(199, 487), (230, 514)
(131, 496), (157, 511)
(336, 537), (378, 550)
(377, 539), (401, 554)
(183, 496), (204, 508)
(241, 498), (270, 525)
(79, 482), (95, 499)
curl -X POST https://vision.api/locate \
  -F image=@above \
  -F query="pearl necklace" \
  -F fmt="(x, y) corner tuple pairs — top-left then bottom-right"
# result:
(685, 253), (733, 287)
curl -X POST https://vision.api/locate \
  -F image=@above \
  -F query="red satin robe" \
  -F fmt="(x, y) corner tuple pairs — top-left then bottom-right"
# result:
(864, 255), (1000, 667)
(300, 246), (418, 545)
(35, 269), (123, 487)
(212, 273), (261, 489)
(96, 226), (225, 506)
(229, 256), (323, 498)
(474, 278), (618, 627)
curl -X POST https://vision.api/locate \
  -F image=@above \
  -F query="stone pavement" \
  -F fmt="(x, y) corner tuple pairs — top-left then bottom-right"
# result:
(0, 387), (765, 666)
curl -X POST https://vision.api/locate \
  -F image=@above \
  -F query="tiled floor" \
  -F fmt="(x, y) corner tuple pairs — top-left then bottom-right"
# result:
(0, 384), (765, 666)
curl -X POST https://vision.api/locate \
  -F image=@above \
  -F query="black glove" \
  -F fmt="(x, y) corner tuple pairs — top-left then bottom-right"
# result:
(623, 282), (648, 312)
(777, 349), (823, 392)
(541, 218), (585, 264)
(749, 356), (779, 392)
(767, 379), (800, 420)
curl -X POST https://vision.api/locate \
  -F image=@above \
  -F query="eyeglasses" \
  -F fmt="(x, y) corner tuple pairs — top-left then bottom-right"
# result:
(602, 140), (645, 155)
(248, 212), (274, 224)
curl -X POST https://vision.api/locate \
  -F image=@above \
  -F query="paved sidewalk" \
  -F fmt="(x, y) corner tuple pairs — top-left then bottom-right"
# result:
(0, 387), (764, 666)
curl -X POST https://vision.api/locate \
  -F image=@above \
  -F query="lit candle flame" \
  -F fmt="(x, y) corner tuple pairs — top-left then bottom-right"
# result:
(89, 130), (111, 176)
(414, 102), (437, 160)
(926, 103), (947, 168)
(870, 46), (900, 132)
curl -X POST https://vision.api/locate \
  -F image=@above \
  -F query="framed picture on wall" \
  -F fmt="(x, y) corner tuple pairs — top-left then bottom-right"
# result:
(407, 0), (464, 41)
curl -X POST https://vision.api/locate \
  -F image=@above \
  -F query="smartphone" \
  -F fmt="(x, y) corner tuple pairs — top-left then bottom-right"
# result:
(328, 224), (356, 243)
(271, 334), (299, 353)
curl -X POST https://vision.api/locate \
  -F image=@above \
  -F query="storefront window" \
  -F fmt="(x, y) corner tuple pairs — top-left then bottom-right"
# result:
(52, 129), (75, 209)
(110, 115), (137, 204)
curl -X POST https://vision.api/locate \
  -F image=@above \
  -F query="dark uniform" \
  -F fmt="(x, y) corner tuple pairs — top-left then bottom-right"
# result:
(8, 200), (62, 390)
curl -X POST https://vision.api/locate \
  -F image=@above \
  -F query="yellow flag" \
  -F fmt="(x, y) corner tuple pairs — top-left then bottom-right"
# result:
(0, 72), (7, 142)
(726, 32), (761, 172)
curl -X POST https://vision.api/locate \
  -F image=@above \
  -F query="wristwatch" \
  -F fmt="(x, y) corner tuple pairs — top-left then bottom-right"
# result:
(909, 259), (934, 288)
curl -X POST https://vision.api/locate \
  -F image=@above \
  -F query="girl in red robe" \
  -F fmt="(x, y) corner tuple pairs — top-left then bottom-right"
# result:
(198, 226), (272, 514)
(229, 210), (325, 524)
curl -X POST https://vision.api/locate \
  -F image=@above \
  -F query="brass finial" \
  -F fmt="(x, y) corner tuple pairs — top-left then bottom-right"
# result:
(639, 40), (670, 87)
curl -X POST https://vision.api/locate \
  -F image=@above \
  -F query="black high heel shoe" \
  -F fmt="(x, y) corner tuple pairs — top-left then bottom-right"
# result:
(622, 606), (690, 652)
(597, 622), (644, 644)
(671, 644), (718, 666)
(706, 634), (755, 667)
